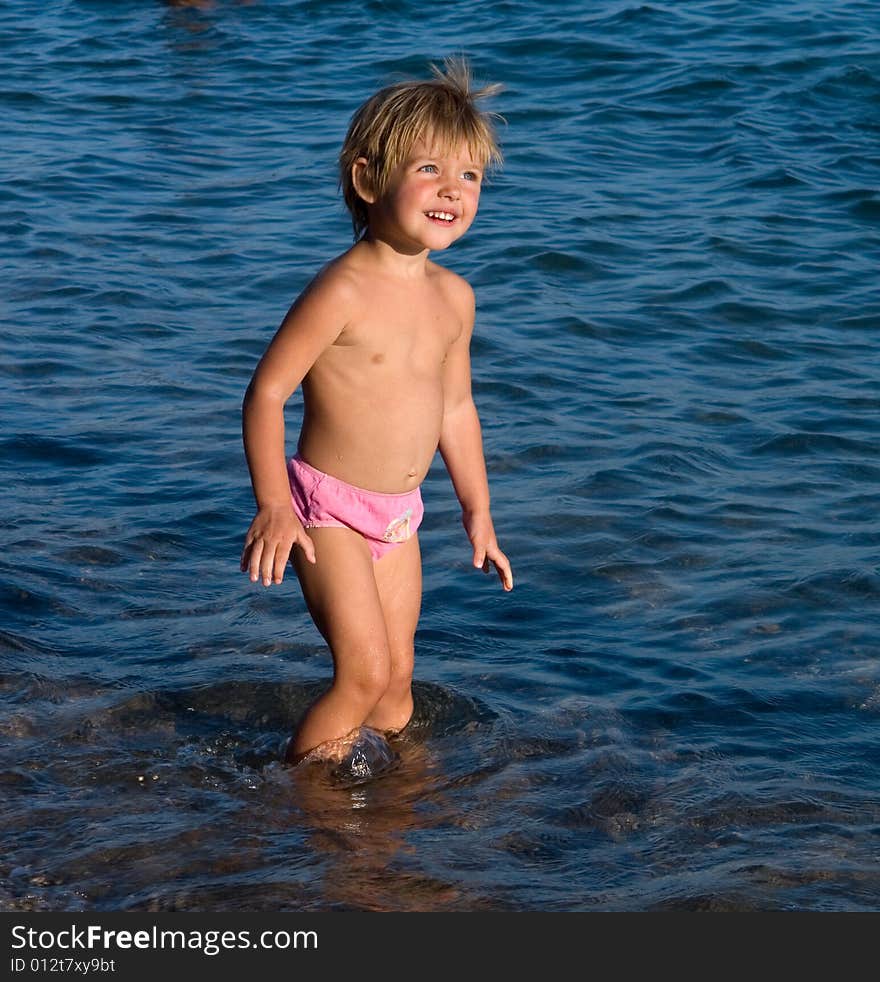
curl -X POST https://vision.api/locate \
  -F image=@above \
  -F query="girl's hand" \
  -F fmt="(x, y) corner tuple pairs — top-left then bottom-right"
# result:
(240, 504), (316, 586)
(462, 509), (513, 592)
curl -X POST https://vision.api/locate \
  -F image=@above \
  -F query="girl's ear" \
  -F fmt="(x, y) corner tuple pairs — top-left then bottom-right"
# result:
(351, 157), (376, 204)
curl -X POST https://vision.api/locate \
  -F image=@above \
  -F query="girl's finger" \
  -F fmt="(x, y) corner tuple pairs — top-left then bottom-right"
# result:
(498, 563), (513, 591)
(260, 544), (276, 586)
(240, 532), (256, 570)
(297, 533), (317, 564)
(273, 545), (289, 584)
(247, 540), (264, 582)
(491, 550), (513, 591)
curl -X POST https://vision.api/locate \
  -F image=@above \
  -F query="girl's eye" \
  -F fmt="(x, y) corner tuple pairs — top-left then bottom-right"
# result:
(463, 171), (480, 181)
(419, 164), (438, 173)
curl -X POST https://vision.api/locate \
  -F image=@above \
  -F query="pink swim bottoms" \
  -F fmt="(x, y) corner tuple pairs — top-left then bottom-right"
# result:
(288, 455), (424, 561)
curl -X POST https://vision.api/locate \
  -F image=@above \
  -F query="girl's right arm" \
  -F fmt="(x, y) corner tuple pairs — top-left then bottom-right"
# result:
(240, 268), (354, 586)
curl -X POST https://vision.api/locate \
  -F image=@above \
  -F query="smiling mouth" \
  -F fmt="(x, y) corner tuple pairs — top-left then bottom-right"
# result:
(426, 210), (457, 224)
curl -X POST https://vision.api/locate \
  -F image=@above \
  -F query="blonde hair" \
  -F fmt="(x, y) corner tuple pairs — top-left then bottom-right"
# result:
(339, 57), (503, 239)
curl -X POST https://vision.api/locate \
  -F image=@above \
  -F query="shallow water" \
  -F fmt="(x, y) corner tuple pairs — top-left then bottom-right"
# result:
(3, 0), (880, 911)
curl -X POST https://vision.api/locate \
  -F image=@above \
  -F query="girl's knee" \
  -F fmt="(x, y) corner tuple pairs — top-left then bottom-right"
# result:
(338, 651), (392, 705)
(387, 645), (415, 688)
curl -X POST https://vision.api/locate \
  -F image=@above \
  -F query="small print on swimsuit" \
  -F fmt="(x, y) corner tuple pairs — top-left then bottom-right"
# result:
(382, 508), (413, 543)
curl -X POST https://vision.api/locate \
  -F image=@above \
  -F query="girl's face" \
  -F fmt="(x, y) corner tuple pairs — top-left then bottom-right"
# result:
(365, 138), (484, 253)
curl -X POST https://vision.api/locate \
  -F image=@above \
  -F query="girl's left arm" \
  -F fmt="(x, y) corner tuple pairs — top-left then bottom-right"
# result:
(438, 280), (513, 592)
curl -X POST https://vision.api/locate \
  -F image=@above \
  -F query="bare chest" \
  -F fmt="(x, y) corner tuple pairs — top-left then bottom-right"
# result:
(334, 296), (460, 375)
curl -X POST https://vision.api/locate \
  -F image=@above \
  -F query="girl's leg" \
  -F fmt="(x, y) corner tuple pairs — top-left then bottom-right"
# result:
(287, 526), (392, 760)
(364, 532), (422, 733)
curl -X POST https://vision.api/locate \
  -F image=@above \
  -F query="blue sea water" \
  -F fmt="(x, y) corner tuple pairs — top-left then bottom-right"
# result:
(2, 0), (880, 911)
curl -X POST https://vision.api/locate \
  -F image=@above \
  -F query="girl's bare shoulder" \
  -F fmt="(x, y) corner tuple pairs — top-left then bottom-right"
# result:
(427, 260), (475, 315)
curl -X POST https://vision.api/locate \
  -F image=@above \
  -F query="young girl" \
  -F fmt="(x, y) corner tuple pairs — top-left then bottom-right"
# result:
(240, 58), (513, 766)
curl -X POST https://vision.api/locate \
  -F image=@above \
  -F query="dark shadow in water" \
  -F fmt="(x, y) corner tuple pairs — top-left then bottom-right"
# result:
(137, 677), (497, 759)
(1, 673), (504, 911)
(281, 737), (466, 910)
(116, 678), (499, 910)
